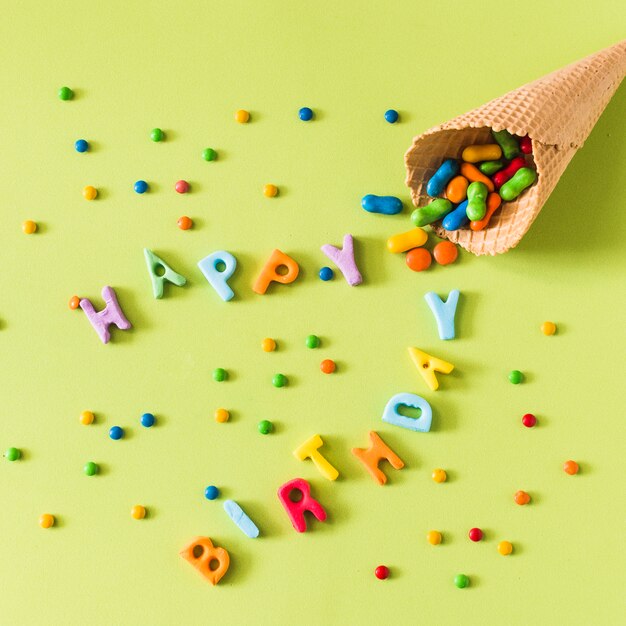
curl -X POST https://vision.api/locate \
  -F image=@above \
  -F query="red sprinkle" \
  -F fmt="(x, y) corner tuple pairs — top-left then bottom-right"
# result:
(522, 413), (537, 428)
(375, 565), (390, 580)
(468, 527), (483, 542)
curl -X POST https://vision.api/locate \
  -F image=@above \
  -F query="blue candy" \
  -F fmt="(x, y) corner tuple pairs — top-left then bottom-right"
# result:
(382, 393), (432, 433)
(299, 107), (313, 121)
(384, 109), (399, 124)
(109, 426), (124, 440)
(134, 180), (148, 194)
(319, 267), (334, 281)
(75, 139), (89, 153)
(441, 200), (469, 231)
(361, 194), (403, 215)
(426, 159), (459, 197)
(205, 485), (220, 500)
(424, 290), (460, 341)
(223, 499), (260, 538)
(140, 412), (155, 427)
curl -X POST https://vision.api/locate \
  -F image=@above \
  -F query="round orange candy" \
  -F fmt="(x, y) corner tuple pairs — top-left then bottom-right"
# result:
(541, 321), (557, 335)
(320, 359), (336, 374)
(39, 514), (55, 528)
(80, 410), (95, 425)
(69, 295), (80, 310)
(235, 109), (250, 123)
(498, 541), (513, 555)
(22, 220), (37, 234)
(177, 216), (193, 230)
(262, 338), (276, 352)
(433, 240), (458, 265)
(563, 460), (579, 475)
(214, 408), (230, 423)
(514, 490), (531, 505)
(406, 247), (432, 272)
(131, 505), (146, 520)
(432, 469), (447, 483)
(263, 184), (278, 197)
(82, 185), (97, 200)
(427, 530), (442, 545)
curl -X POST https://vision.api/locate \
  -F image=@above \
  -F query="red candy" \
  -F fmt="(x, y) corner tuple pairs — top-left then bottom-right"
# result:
(375, 565), (390, 580)
(175, 180), (190, 194)
(492, 156), (526, 189)
(520, 135), (532, 154)
(522, 413), (537, 428)
(468, 527), (483, 542)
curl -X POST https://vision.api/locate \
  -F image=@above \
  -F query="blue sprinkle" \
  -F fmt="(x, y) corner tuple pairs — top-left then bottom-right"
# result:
(109, 426), (124, 440)
(140, 412), (155, 427)
(384, 109), (399, 124)
(134, 180), (148, 194)
(299, 107), (313, 121)
(75, 139), (89, 153)
(205, 485), (220, 500)
(319, 267), (334, 281)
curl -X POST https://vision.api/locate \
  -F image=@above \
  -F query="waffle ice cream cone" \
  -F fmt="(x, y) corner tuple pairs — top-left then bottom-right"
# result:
(405, 40), (626, 255)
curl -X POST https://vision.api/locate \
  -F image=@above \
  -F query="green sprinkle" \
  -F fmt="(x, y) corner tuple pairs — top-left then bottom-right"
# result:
(258, 420), (273, 435)
(306, 334), (320, 349)
(272, 373), (287, 388)
(213, 368), (228, 382)
(5, 447), (21, 461)
(202, 148), (217, 161)
(150, 128), (164, 142)
(454, 574), (469, 589)
(84, 461), (98, 476)
(58, 86), (74, 101)
(508, 370), (523, 384)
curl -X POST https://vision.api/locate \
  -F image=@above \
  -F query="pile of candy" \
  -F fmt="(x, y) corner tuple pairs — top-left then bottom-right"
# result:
(412, 129), (537, 232)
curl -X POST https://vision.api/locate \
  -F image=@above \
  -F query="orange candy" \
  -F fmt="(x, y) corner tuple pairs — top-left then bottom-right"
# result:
(261, 338), (276, 352)
(234, 109), (250, 123)
(433, 241), (458, 265)
(131, 505), (146, 520)
(445, 176), (469, 204)
(263, 184), (278, 197)
(431, 469), (447, 483)
(427, 530), (442, 545)
(460, 162), (495, 192)
(39, 514), (55, 528)
(69, 295), (80, 310)
(320, 359), (336, 374)
(177, 216), (193, 230)
(406, 247), (432, 272)
(541, 321), (557, 336)
(22, 220), (37, 234)
(563, 460), (579, 475)
(470, 192), (502, 231)
(514, 490), (531, 505)
(214, 408), (230, 423)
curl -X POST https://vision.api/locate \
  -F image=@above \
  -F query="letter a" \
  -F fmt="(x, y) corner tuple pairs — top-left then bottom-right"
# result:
(408, 347), (454, 391)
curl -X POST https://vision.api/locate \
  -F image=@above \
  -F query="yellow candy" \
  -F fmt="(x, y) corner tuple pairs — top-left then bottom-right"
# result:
(215, 408), (230, 423)
(408, 347), (454, 391)
(261, 338), (276, 352)
(427, 530), (442, 545)
(80, 410), (95, 425)
(432, 469), (447, 483)
(498, 540), (513, 555)
(39, 513), (55, 528)
(386, 227), (427, 253)
(263, 184), (278, 197)
(461, 144), (502, 163)
(131, 505), (146, 520)
(234, 109), (250, 123)
(541, 321), (556, 335)
(22, 220), (37, 234)
(82, 185), (98, 200)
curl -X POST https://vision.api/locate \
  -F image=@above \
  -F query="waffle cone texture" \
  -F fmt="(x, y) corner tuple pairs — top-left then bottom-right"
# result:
(405, 40), (626, 255)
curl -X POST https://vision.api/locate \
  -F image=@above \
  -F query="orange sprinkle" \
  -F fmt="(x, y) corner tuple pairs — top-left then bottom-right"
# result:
(514, 490), (531, 505)
(263, 184), (278, 197)
(235, 109), (250, 123)
(563, 460), (579, 475)
(214, 408), (230, 423)
(320, 359), (336, 374)
(69, 295), (81, 310)
(177, 216), (193, 230)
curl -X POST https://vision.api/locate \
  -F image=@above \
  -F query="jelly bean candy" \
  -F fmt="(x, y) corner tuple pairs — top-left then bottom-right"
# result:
(461, 144), (502, 163)
(387, 228), (427, 253)
(520, 135), (532, 154)
(492, 129), (521, 159)
(411, 199), (453, 227)
(442, 200), (469, 231)
(500, 168), (537, 201)
(361, 194), (403, 215)
(426, 159), (458, 197)
(479, 160), (504, 176)
(470, 192), (502, 231)
(492, 156), (527, 189)
(445, 176), (468, 204)
(460, 162), (494, 192)
(465, 182), (488, 221)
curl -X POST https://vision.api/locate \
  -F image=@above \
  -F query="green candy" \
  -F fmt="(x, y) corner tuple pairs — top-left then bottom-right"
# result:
(306, 334), (320, 349)
(151, 128), (164, 142)
(5, 447), (21, 461)
(508, 370), (523, 384)
(272, 373), (287, 388)
(258, 420), (273, 435)
(84, 461), (98, 476)
(500, 167), (537, 201)
(479, 160), (504, 176)
(411, 198), (452, 227)
(492, 129), (520, 160)
(466, 181), (488, 221)
(454, 574), (470, 589)
(213, 367), (228, 382)
(58, 86), (73, 101)
(202, 148), (217, 161)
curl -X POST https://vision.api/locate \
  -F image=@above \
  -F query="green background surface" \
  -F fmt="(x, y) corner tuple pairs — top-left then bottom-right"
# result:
(0, 2), (624, 624)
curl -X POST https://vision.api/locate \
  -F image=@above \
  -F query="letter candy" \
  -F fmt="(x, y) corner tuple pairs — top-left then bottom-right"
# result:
(426, 159), (459, 197)
(321, 234), (362, 286)
(361, 194), (403, 215)
(407, 347), (454, 391)
(144, 248), (186, 299)
(223, 500), (260, 538)
(179, 536), (230, 585)
(277, 478), (327, 533)
(293, 434), (339, 481)
(382, 392), (433, 433)
(441, 200), (469, 231)
(411, 198), (453, 227)
(387, 227), (427, 253)
(424, 290), (460, 340)
(351, 431), (405, 485)
(79, 286), (132, 344)
(198, 250), (237, 301)
(252, 249), (299, 295)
